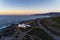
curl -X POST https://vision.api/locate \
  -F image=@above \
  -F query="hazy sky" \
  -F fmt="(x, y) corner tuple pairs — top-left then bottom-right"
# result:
(0, 0), (60, 15)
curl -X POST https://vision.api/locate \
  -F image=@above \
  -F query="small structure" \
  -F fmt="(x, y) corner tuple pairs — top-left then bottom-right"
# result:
(18, 23), (31, 29)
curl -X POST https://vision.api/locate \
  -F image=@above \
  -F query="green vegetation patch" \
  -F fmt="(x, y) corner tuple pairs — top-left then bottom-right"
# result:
(42, 17), (60, 24)
(27, 28), (54, 40)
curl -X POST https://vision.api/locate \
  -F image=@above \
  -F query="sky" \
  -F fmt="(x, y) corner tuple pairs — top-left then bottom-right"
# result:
(0, 0), (60, 15)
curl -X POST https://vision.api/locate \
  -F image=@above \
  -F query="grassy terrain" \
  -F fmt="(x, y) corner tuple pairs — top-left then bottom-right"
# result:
(27, 27), (54, 40)
(50, 17), (60, 24)
(40, 17), (60, 24)
(40, 16), (60, 36)
(22, 18), (54, 40)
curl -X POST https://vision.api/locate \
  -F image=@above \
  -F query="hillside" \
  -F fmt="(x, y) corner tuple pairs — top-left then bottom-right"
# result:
(32, 12), (60, 16)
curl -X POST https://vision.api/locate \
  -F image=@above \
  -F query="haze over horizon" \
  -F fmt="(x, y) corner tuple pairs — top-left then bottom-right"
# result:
(0, 0), (60, 15)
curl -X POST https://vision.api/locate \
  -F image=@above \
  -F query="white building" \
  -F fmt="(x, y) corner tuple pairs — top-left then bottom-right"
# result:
(18, 23), (31, 29)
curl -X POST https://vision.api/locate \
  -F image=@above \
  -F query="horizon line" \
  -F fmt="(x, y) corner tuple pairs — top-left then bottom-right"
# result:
(0, 12), (60, 15)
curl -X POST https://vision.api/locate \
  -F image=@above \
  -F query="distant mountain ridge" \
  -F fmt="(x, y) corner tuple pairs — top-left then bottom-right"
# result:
(32, 12), (60, 16)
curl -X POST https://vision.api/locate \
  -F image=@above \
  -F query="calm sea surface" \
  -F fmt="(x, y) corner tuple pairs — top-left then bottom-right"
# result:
(0, 15), (50, 26)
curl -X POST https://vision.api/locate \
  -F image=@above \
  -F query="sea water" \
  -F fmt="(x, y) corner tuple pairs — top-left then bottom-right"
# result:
(0, 15), (50, 26)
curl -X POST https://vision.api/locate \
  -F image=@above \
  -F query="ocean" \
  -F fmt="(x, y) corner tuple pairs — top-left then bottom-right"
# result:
(0, 15), (50, 26)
